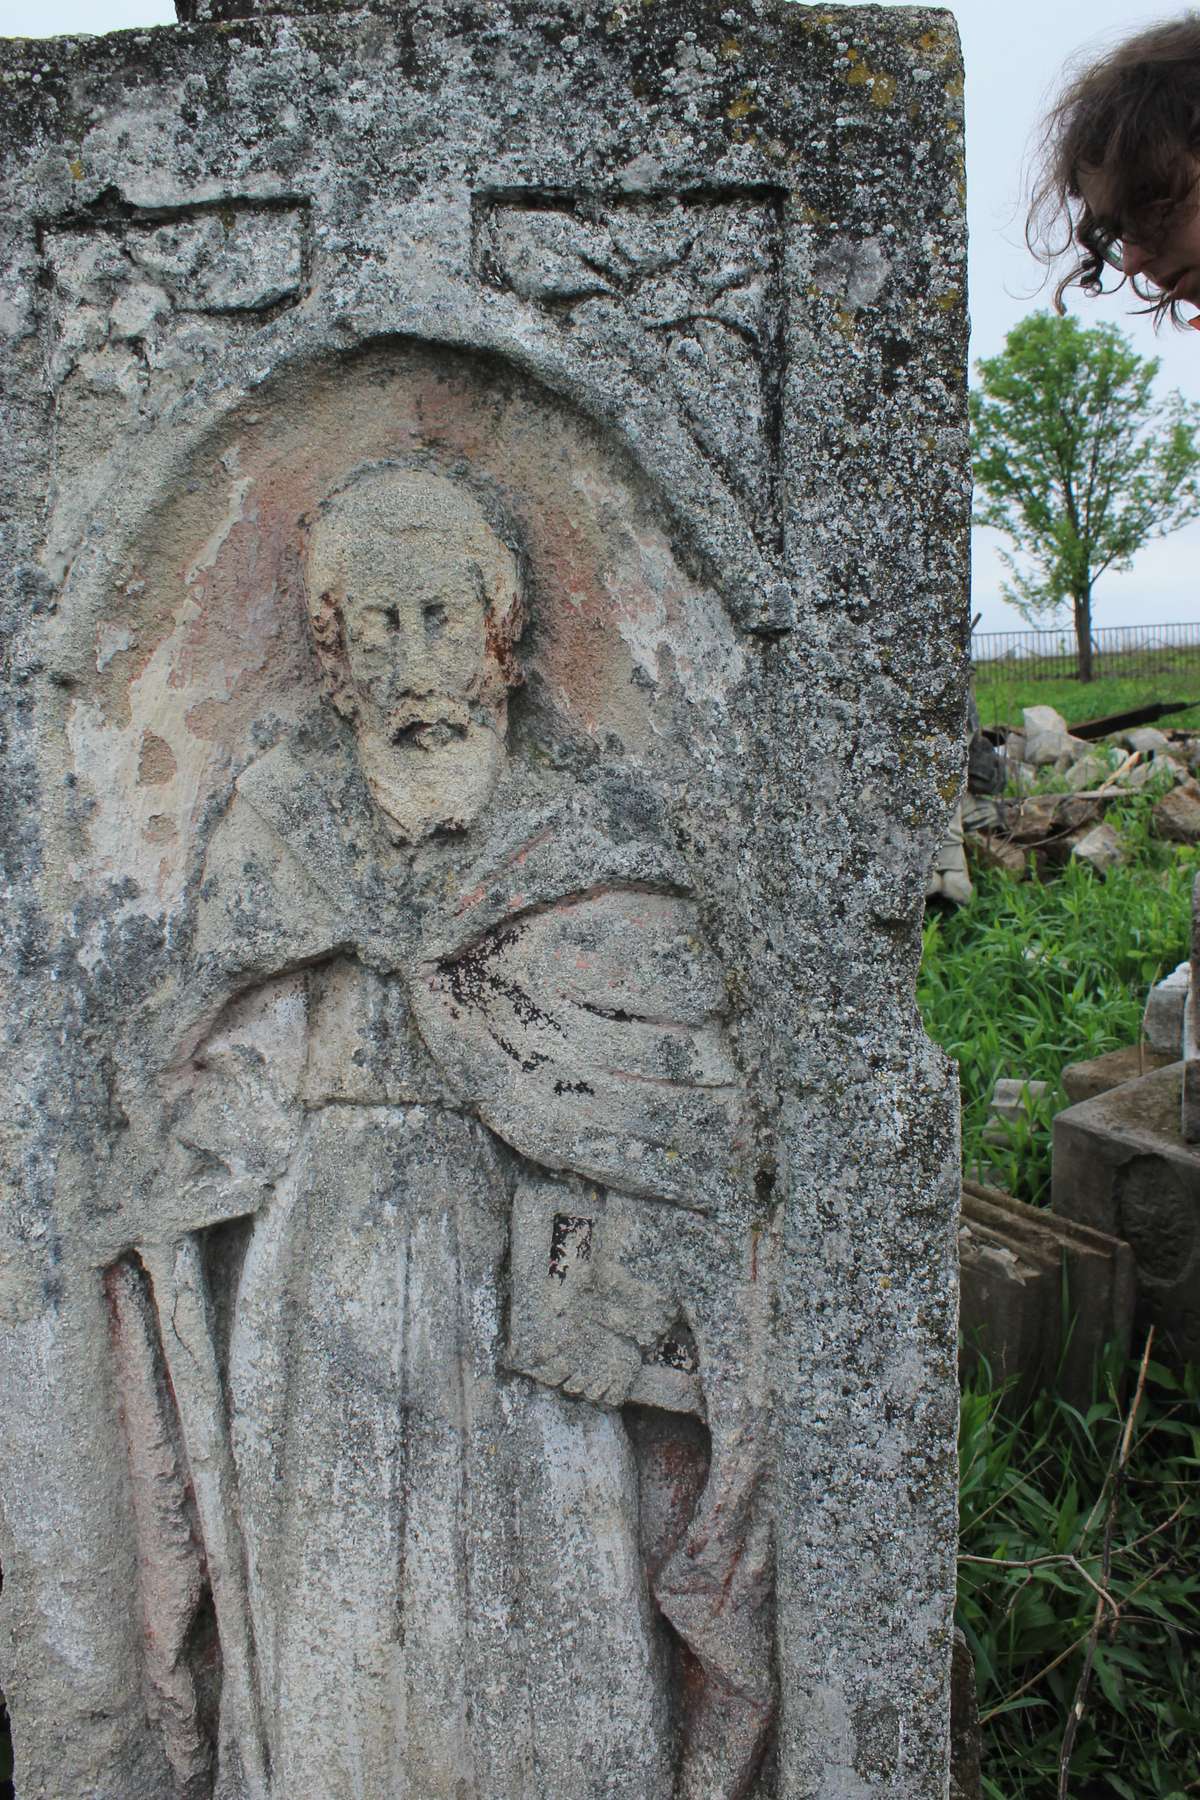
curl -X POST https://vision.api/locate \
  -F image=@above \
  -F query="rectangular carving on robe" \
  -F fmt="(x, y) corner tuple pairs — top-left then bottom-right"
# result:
(0, 4), (968, 1797)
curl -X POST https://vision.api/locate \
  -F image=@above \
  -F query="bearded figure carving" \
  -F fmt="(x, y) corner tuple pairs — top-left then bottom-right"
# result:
(107, 463), (775, 1800)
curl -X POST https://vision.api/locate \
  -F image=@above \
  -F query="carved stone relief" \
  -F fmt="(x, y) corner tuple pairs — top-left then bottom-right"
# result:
(37, 199), (310, 582)
(65, 359), (775, 1796)
(1, 8), (968, 1796)
(476, 190), (784, 537)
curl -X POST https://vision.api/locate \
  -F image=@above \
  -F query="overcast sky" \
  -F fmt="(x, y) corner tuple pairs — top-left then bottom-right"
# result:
(3, 0), (1198, 640)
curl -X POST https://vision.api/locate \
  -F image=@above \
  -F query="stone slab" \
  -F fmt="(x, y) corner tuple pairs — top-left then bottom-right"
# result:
(1184, 872), (1200, 1142)
(1061, 1043), (1173, 1106)
(1142, 959), (1190, 1056)
(1053, 1066), (1200, 1366)
(0, 5), (968, 1797)
(960, 1180), (1135, 1411)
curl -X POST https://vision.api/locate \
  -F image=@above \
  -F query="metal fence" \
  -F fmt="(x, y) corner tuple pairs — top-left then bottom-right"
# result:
(972, 621), (1200, 682)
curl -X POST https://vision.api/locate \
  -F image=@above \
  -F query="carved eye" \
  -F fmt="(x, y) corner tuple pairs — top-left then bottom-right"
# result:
(423, 602), (447, 635)
(384, 606), (401, 630)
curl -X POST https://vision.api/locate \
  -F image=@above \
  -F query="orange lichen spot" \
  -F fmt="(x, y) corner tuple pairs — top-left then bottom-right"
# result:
(137, 732), (176, 787)
(846, 58), (896, 106)
(68, 158), (84, 179)
(726, 87), (758, 120)
(719, 36), (741, 58)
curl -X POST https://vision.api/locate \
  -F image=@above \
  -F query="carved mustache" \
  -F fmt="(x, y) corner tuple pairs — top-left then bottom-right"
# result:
(382, 695), (472, 749)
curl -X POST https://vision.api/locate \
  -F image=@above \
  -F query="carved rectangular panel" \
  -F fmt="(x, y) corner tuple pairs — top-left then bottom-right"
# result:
(476, 187), (784, 539)
(40, 197), (309, 345)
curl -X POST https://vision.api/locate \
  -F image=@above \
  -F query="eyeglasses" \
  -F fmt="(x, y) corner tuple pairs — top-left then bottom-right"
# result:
(1090, 225), (1126, 271)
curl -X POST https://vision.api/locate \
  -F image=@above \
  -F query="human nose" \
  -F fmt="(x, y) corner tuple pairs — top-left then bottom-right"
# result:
(1121, 239), (1154, 279)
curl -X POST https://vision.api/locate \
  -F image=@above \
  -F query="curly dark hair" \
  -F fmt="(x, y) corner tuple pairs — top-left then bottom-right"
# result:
(1028, 14), (1200, 325)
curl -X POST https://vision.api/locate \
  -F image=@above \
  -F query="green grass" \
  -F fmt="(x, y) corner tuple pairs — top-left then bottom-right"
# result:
(919, 783), (1200, 1204)
(974, 659), (1200, 734)
(960, 1354), (1200, 1799)
(922, 765), (1200, 1793)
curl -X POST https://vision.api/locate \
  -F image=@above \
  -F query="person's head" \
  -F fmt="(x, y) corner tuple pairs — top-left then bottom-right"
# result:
(304, 463), (525, 840)
(1030, 14), (1200, 323)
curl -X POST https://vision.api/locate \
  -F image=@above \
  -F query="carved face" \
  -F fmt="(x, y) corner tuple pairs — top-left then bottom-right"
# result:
(336, 529), (496, 745)
(306, 467), (524, 841)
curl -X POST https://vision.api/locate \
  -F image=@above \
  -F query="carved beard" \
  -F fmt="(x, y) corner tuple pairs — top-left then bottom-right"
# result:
(354, 702), (507, 843)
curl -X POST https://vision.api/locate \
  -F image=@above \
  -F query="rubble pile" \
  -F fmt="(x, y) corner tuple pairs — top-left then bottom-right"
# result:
(930, 703), (1200, 903)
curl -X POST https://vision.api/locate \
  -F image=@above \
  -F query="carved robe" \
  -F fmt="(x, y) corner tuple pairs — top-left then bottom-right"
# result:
(130, 724), (767, 1798)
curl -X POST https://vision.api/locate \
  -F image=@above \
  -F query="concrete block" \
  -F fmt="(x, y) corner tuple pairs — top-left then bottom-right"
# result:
(1053, 1065), (1200, 1366)
(1061, 1044), (1173, 1106)
(1143, 960), (1190, 1056)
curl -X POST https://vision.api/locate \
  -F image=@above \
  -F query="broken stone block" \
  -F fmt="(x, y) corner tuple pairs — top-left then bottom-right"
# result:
(1183, 875), (1200, 1145)
(983, 1077), (1051, 1144)
(962, 793), (1003, 833)
(1062, 1044), (1173, 1105)
(928, 798), (974, 905)
(1053, 1066), (1200, 1366)
(1120, 726), (1172, 756)
(1024, 727), (1080, 769)
(1154, 777), (1200, 845)
(1143, 960), (1190, 1056)
(1064, 751), (1114, 792)
(1023, 704), (1069, 736)
(970, 836), (1028, 878)
(960, 1181), (1135, 1411)
(1071, 821), (1125, 874)
(0, 3), (968, 1795)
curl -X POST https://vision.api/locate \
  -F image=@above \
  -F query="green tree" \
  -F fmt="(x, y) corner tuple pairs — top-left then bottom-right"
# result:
(971, 312), (1200, 680)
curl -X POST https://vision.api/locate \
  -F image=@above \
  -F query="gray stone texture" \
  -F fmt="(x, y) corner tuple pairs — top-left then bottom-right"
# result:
(1061, 1043), (1173, 1106)
(1143, 959), (1190, 1057)
(0, 3), (968, 1797)
(1054, 1066), (1200, 1367)
(1184, 872), (1200, 1142)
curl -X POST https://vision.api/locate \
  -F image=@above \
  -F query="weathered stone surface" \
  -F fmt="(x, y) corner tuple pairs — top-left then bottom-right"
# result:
(959, 1180), (1135, 1411)
(1054, 1066), (1200, 1366)
(0, 4), (968, 1797)
(1071, 820), (1125, 874)
(1022, 704), (1067, 737)
(1120, 726), (1172, 756)
(1154, 777), (1200, 845)
(929, 796), (973, 905)
(982, 1077), (1050, 1145)
(1184, 874), (1200, 1143)
(1061, 1043), (1173, 1105)
(1064, 751), (1112, 792)
(1143, 959), (1190, 1056)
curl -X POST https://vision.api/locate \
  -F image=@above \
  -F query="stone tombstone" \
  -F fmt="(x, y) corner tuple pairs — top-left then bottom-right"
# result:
(0, 4), (968, 1797)
(1183, 872), (1200, 1141)
(1054, 1064), (1200, 1369)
